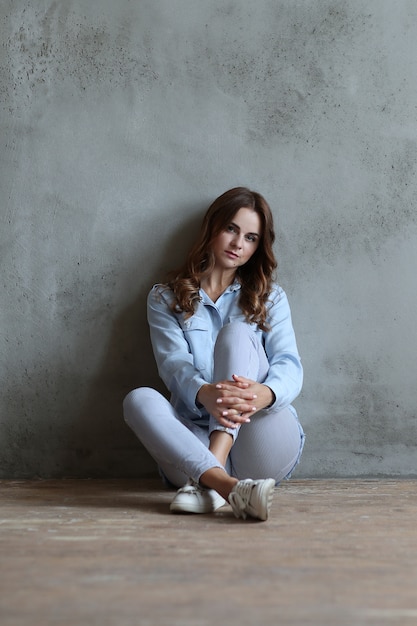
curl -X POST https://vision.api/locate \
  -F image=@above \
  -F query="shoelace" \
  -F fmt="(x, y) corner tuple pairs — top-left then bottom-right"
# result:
(178, 480), (203, 495)
(229, 481), (254, 518)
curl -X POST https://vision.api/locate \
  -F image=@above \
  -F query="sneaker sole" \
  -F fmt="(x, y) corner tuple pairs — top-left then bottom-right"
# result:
(256, 478), (275, 521)
(241, 478), (275, 521)
(170, 493), (226, 514)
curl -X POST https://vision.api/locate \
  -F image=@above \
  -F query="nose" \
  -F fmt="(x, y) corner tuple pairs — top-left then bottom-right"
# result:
(232, 233), (244, 249)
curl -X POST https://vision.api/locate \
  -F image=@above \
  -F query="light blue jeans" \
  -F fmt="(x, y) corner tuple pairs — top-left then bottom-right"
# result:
(123, 322), (305, 488)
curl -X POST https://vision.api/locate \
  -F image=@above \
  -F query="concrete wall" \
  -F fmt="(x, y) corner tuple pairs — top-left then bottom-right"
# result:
(1, 0), (416, 478)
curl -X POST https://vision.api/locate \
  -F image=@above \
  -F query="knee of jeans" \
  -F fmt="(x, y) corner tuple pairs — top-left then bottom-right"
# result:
(221, 321), (247, 335)
(216, 321), (262, 359)
(217, 321), (250, 345)
(123, 387), (158, 424)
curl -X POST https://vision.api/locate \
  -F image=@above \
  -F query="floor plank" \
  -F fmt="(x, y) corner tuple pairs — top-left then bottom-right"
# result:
(0, 479), (416, 625)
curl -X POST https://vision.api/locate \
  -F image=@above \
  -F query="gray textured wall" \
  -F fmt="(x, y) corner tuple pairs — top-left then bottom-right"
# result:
(1, 0), (416, 478)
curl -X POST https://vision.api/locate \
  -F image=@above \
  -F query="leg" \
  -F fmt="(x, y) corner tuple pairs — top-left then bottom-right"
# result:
(208, 322), (304, 518)
(209, 321), (270, 444)
(181, 321), (266, 484)
(123, 387), (224, 487)
(213, 322), (269, 382)
(210, 321), (304, 482)
(199, 467), (238, 500)
(124, 386), (278, 520)
(200, 322), (283, 519)
(124, 387), (241, 514)
(230, 406), (305, 483)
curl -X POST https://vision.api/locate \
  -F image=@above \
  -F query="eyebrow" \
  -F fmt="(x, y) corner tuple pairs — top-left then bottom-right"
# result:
(230, 221), (260, 238)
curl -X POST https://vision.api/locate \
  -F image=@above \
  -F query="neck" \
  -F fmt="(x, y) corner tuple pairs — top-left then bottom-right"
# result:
(201, 268), (236, 302)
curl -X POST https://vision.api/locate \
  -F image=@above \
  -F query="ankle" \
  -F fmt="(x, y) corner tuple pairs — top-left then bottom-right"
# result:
(199, 469), (238, 500)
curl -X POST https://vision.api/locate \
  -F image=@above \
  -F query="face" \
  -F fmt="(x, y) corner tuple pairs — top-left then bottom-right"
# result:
(211, 207), (262, 271)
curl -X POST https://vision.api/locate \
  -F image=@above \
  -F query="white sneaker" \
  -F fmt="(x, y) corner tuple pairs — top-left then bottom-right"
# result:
(228, 478), (275, 521)
(170, 480), (226, 514)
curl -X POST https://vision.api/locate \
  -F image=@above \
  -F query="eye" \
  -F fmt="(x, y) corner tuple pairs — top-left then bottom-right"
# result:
(226, 224), (237, 233)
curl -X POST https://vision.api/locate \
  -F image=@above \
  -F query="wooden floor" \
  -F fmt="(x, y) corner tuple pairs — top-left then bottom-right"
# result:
(0, 479), (416, 625)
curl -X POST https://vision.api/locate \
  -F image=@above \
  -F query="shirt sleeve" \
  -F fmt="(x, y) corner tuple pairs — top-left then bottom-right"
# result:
(147, 285), (207, 416)
(262, 286), (303, 411)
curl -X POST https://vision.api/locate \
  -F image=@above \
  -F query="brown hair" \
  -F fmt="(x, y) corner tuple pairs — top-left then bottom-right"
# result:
(166, 187), (277, 331)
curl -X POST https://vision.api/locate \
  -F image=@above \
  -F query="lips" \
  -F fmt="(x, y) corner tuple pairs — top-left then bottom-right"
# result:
(225, 250), (239, 259)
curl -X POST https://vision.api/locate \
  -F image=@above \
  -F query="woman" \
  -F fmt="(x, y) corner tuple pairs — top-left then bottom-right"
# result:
(123, 187), (304, 521)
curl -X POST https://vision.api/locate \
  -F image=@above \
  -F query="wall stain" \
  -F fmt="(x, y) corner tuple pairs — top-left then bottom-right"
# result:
(1, 4), (159, 112)
(196, 2), (375, 145)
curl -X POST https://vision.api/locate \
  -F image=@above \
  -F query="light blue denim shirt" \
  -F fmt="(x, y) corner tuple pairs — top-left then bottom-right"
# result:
(147, 281), (303, 425)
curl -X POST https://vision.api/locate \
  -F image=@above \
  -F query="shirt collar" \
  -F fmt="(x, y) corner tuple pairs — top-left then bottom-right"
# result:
(229, 279), (242, 292)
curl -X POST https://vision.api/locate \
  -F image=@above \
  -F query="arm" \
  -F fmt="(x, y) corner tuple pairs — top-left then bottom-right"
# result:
(262, 286), (303, 410)
(147, 285), (208, 416)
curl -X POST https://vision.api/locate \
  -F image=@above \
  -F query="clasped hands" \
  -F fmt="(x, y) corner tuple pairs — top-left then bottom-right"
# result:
(197, 374), (274, 429)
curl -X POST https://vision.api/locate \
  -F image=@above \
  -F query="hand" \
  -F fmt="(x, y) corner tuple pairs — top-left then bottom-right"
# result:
(196, 376), (274, 429)
(230, 375), (275, 412)
(196, 379), (257, 428)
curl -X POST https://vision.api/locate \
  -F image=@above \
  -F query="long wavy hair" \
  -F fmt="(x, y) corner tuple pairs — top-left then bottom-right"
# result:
(166, 187), (277, 331)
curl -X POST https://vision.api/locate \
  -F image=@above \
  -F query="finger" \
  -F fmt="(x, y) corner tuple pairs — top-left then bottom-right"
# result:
(232, 380), (250, 388)
(217, 416), (239, 428)
(232, 374), (250, 383)
(223, 402), (257, 414)
(219, 409), (252, 423)
(215, 381), (242, 392)
(217, 394), (257, 407)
